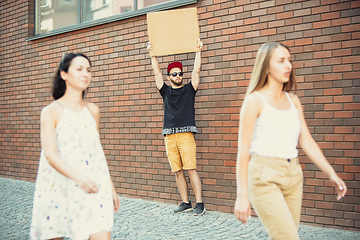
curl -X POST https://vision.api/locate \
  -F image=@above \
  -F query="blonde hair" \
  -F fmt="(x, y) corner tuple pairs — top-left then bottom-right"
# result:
(246, 42), (297, 96)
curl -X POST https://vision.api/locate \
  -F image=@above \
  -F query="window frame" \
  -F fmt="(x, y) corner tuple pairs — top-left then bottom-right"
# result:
(27, 0), (198, 41)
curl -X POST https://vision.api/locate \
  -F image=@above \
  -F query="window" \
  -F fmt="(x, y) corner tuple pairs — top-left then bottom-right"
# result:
(36, 0), (79, 33)
(33, 0), (197, 37)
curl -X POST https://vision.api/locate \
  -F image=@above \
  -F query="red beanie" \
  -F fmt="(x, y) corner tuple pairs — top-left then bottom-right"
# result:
(167, 62), (182, 75)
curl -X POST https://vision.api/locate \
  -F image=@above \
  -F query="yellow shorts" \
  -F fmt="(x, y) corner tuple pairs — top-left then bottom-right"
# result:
(164, 132), (197, 172)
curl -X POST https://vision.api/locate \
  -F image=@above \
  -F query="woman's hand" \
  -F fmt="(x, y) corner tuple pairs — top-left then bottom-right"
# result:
(113, 191), (120, 212)
(75, 175), (99, 194)
(234, 195), (252, 224)
(329, 173), (347, 200)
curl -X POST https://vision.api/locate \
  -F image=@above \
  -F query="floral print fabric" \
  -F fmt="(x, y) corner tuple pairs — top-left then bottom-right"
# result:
(29, 107), (113, 240)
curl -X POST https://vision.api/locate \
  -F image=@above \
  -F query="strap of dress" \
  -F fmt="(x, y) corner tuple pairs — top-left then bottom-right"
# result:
(284, 92), (294, 107)
(55, 100), (65, 109)
(254, 91), (267, 105)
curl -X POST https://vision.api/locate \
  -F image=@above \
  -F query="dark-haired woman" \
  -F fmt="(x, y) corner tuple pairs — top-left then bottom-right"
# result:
(234, 42), (346, 239)
(29, 53), (120, 240)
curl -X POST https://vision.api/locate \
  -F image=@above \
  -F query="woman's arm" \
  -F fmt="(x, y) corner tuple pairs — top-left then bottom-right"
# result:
(234, 93), (261, 223)
(41, 104), (99, 193)
(110, 180), (120, 212)
(291, 95), (347, 200)
(87, 102), (120, 211)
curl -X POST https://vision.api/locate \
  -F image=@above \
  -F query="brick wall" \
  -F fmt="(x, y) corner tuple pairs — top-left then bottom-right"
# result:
(0, 0), (359, 230)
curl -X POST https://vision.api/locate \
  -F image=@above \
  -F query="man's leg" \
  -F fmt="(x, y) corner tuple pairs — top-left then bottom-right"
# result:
(177, 132), (205, 215)
(165, 134), (193, 213)
(187, 169), (202, 203)
(173, 169), (193, 213)
(187, 169), (205, 215)
(175, 169), (190, 203)
(165, 133), (187, 202)
(177, 132), (200, 202)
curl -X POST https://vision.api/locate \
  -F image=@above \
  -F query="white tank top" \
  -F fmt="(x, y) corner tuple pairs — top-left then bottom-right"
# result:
(250, 91), (301, 159)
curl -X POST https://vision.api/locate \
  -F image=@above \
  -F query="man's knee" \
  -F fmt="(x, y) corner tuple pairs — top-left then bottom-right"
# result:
(186, 169), (198, 177)
(175, 169), (185, 176)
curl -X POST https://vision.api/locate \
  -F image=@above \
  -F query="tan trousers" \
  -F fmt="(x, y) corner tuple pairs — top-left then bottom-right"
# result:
(248, 154), (303, 240)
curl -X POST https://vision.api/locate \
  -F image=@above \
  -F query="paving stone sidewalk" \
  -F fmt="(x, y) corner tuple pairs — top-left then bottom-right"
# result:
(1, 177), (359, 240)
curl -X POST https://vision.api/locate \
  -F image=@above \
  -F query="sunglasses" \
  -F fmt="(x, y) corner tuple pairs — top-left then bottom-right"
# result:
(169, 72), (183, 77)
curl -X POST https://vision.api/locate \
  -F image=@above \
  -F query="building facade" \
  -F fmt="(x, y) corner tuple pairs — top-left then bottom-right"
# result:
(0, 0), (359, 230)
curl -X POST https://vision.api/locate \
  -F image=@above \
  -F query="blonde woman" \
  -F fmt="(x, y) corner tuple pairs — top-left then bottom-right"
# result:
(234, 42), (347, 239)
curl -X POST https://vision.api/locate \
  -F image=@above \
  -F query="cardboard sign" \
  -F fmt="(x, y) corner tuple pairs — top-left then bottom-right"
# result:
(147, 7), (199, 56)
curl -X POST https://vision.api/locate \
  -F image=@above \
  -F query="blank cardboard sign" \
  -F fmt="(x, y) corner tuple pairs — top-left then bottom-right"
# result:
(147, 7), (199, 57)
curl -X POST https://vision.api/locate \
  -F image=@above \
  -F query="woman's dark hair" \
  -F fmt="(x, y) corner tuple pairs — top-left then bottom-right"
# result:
(52, 53), (92, 100)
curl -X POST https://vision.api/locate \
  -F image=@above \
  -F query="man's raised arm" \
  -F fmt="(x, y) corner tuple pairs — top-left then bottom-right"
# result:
(147, 42), (164, 90)
(191, 39), (203, 91)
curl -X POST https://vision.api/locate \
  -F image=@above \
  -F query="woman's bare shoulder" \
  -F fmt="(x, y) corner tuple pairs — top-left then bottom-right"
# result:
(240, 92), (263, 118)
(243, 92), (262, 107)
(85, 101), (99, 112)
(41, 101), (62, 116)
(288, 92), (302, 108)
(40, 101), (65, 127)
(85, 101), (99, 120)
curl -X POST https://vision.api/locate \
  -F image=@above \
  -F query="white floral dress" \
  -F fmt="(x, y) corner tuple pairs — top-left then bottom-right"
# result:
(29, 106), (114, 240)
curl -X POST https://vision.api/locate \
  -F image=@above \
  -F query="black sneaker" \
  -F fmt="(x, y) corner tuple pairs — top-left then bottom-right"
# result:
(173, 201), (192, 213)
(193, 202), (205, 216)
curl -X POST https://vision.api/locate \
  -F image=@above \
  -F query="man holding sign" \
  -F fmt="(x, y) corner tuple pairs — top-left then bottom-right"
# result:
(147, 39), (205, 216)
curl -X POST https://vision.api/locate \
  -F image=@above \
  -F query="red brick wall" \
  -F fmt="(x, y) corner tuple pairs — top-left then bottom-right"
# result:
(0, 0), (359, 230)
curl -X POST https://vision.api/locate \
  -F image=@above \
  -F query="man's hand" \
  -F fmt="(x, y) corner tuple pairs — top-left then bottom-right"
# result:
(147, 42), (153, 52)
(196, 39), (203, 51)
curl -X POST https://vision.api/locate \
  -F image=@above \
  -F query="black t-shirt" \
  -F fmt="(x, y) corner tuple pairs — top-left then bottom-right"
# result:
(159, 82), (198, 135)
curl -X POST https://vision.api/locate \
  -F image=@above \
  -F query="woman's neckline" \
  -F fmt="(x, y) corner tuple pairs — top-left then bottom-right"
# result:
(256, 91), (292, 111)
(55, 100), (87, 113)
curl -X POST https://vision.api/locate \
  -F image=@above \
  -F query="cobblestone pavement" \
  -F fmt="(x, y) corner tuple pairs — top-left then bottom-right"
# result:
(1, 177), (359, 240)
